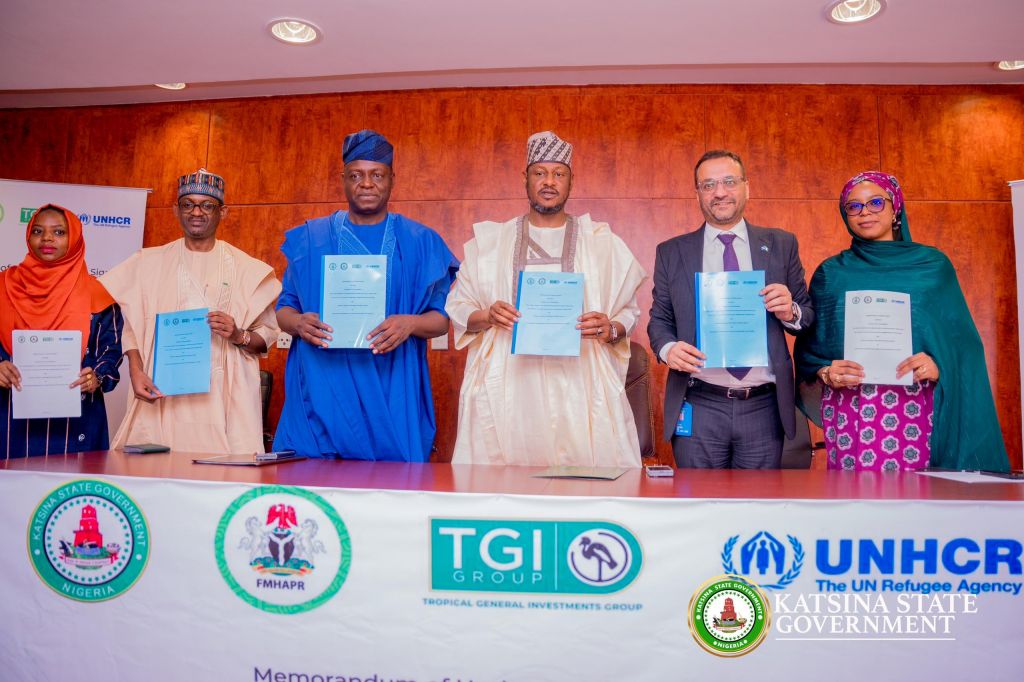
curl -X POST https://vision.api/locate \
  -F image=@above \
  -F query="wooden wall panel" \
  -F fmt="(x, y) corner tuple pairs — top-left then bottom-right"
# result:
(366, 91), (531, 202)
(706, 93), (882, 199)
(879, 93), (1024, 201)
(0, 108), (69, 181)
(208, 95), (367, 205)
(746, 200), (851, 278)
(3, 83), (1020, 468)
(531, 93), (705, 199)
(64, 104), (210, 206)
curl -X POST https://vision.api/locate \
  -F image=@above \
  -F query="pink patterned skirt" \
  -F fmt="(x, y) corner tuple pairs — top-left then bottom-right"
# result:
(821, 381), (935, 472)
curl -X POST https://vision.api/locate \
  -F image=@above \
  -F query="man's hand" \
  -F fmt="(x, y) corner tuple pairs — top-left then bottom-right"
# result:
(368, 315), (417, 355)
(666, 341), (705, 373)
(207, 311), (240, 342)
(487, 301), (520, 332)
(129, 365), (164, 402)
(294, 312), (333, 348)
(0, 360), (22, 391)
(577, 311), (612, 343)
(761, 283), (795, 322)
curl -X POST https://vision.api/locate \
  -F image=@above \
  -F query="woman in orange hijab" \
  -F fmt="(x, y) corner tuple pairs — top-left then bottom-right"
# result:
(0, 204), (124, 458)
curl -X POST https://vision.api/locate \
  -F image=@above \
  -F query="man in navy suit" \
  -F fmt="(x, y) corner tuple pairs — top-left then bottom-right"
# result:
(648, 150), (813, 468)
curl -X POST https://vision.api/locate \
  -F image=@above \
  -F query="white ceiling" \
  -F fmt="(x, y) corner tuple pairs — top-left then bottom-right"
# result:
(1, 0), (1022, 108)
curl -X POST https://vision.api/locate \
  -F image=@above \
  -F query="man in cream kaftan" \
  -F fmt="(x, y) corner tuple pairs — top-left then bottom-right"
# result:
(102, 169), (281, 454)
(446, 132), (646, 467)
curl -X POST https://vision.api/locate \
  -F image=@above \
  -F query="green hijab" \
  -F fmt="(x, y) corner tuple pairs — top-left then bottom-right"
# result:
(795, 172), (1009, 471)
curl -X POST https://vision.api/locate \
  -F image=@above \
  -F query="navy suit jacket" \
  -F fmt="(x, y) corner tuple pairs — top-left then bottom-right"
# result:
(647, 223), (814, 440)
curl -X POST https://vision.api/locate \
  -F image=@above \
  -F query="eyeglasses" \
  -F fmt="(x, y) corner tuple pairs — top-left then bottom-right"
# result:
(844, 197), (890, 216)
(178, 199), (221, 214)
(697, 176), (745, 194)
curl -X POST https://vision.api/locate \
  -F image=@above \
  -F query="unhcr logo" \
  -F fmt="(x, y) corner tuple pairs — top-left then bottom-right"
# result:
(87, 214), (131, 227)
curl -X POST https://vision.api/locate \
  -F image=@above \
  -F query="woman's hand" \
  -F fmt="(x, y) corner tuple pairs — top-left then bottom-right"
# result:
(70, 366), (101, 394)
(0, 360), (21, 390)
(897, 352), (940, 383)
(822, 360), (865, 389)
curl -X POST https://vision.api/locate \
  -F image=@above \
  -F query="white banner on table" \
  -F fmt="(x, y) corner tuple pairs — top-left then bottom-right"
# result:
(0, 471), (1022, 681)
(0, 179), (148, 434)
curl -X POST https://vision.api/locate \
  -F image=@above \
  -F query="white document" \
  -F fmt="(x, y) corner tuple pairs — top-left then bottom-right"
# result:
(11, 330), (82, 419)
(843, 291), (913, 386)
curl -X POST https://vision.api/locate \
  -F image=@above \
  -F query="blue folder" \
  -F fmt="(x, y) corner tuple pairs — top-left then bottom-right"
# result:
(153, 308), (211, 395)
(695, 271), (769, 368)
(511, 272), (584, 356)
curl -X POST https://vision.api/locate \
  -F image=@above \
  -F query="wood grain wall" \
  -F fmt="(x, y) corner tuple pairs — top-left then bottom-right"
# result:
(2, 84), (1022, 467)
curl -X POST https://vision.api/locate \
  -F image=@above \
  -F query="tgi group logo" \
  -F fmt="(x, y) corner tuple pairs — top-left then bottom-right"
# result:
(431, 519), (642, 594)
(722, 531), (804, 590)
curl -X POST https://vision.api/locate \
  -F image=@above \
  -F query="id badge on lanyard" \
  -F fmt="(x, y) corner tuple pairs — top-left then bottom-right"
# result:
(675, 402), (692, 437)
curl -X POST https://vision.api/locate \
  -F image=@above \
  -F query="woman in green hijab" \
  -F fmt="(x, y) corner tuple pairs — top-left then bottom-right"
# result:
(795, 171), (1008, 472)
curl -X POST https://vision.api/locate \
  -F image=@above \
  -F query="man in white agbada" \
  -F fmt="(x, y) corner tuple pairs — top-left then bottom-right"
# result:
(101, 169), (281, 454)
(446, 132), (647, 466)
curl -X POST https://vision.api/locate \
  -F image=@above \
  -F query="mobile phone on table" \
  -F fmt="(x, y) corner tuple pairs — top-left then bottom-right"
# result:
(644, 465), (675, 478)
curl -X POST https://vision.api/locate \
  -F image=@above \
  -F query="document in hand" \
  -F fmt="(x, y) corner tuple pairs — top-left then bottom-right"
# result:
(11, 329), (82, 419)
(843, 290), (913, 386)
(321, 255), (387, 349)
(695, 271), (769, 369)
(511, 272), (584, 356)
(153, 308), (211, 395)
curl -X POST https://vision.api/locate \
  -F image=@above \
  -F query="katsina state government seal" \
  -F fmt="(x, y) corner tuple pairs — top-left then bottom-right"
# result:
(27, 479), (150, 602)
(688, 575), (771, 657)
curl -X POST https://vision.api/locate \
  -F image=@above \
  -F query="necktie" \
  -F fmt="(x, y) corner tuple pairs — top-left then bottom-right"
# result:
(718, 232), (750, 381)
(719, 232), (740, 272)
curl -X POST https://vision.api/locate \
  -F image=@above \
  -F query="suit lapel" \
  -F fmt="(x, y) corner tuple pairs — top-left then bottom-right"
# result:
(748, 224), (772, 273)
(683, 225), (705, 276)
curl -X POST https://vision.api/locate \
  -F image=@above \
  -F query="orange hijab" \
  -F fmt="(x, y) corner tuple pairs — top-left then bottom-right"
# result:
(0, 204), (115, 358)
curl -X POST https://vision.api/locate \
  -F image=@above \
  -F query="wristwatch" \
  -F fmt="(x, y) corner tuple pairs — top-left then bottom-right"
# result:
(609, 324), (620, 343)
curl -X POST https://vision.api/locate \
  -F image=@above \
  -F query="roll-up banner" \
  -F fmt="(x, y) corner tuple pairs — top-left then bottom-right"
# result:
(0, 178), (149, 434)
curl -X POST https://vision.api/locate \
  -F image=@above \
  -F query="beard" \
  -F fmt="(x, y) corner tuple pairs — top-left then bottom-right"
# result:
(530, 200), (566, 215)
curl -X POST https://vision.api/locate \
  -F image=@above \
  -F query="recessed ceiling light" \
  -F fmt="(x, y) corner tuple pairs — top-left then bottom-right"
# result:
(154, 83), (186, 90)
(996, 61), (1024, 71)
(827, 0), (885, 24)
(268, 19), (322, 45)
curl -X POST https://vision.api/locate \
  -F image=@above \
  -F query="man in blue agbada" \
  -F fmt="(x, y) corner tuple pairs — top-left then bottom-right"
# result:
(274, 130), (459, 460)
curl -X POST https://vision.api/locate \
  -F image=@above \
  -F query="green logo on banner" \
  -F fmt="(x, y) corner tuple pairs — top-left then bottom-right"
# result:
(0, 203), (5, 222)
(688, 575), (771, 657)
(27, 479), (150, 602)
(431, 519), (642, 594)
(20, 207), (37, 223)
(215, 485), (351, 614)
